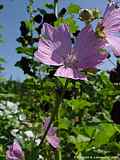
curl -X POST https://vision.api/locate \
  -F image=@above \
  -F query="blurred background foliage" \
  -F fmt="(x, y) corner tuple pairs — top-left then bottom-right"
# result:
(0, 0), (120, 160)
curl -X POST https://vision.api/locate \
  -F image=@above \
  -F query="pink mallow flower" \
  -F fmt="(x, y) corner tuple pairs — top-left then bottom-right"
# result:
(35, 23), (106, 80)
(6, 141), (24, 160)
(43, 117), (60, 149)
(96, 1), (120, 56)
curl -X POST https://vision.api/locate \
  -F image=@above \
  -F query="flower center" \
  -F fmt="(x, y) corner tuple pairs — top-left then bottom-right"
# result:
(64, 49), (78, 68)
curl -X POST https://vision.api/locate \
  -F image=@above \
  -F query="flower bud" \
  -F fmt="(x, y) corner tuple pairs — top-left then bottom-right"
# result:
(79, 9), (93, 21)
(34, 14), (42, 23)
(92, 8), (101, 19)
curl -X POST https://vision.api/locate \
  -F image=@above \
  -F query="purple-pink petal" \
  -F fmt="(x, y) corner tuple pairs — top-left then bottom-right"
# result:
(46, 135), (60, 149)
(34, 38), (63, 66)
(6, 141), (24, 160)
(43, 117), (56, 136)
(74, 26), (107, 68)
(106, 34), (120, 56)
(54, 66), (87, 80)
(103, 2), (116, 20)
(43, 117), (60, 148)
(42, 23), (55, 41)
(34, 23), (72, 66)
(43, 117), (51, 129)
(102, 2), (120, 32)
(101, 2), (120, 56)
(53, 24), (72, 59)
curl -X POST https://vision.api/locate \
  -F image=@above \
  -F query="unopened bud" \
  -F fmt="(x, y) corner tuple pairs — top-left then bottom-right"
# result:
(79, 9), (93, 21)
(92, 8), (101, 19)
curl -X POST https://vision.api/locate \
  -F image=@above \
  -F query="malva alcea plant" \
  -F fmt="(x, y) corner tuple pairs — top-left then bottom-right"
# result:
(3, 0), (120, 159)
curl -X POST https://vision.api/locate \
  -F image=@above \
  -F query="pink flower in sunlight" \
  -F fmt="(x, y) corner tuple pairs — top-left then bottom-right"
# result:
(96, 1), (120, 56)
(43, 117), (60, 149)
(35, 23), (107, 80)
(6, 141), (24, 160)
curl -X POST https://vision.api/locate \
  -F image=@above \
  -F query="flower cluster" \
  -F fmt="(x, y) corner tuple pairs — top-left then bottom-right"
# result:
(34, 1), (120, 80)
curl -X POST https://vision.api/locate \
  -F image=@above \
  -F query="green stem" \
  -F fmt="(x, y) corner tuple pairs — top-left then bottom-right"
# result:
(58, 106), (62, 160)
(39, 79), (68, 160)
(39, 95), (60, 146)
(40, 80), (68, 146)
(57, 79), (69, 160)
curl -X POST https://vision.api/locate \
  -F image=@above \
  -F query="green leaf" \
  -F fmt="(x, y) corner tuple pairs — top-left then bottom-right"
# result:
(45, 3), (54, 9)
(67, 4), (80, 14)
(0, 155), (5, 160)
(59, 117), (71, 129)
(0, 67), (5, 72)
(100, 72), (112, 86)
(64, 17), (78, 33)
(0, 93), (16, 98)
(54, 17), (78, 33)
(84, 126), (98, 138)
(16, 47), (36, 56)
(54, 18), (63, 27)
(69, 134), (90, 152)
(68, 135), (76, 144)
(65, 99), (91, 110)
(25, 20), (32, 31)
(77, 134), (90, 142)
(0, 77), (6, 81)
(0, 57), (5, 64)
(92, 123), (116, 147)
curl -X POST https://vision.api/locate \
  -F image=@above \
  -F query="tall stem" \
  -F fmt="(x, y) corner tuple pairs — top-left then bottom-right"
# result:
(39, 94), (60, 146)
(56, 79), (69, 160)
(39, 80), (68, 147)
(39, 79), (68, 160)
